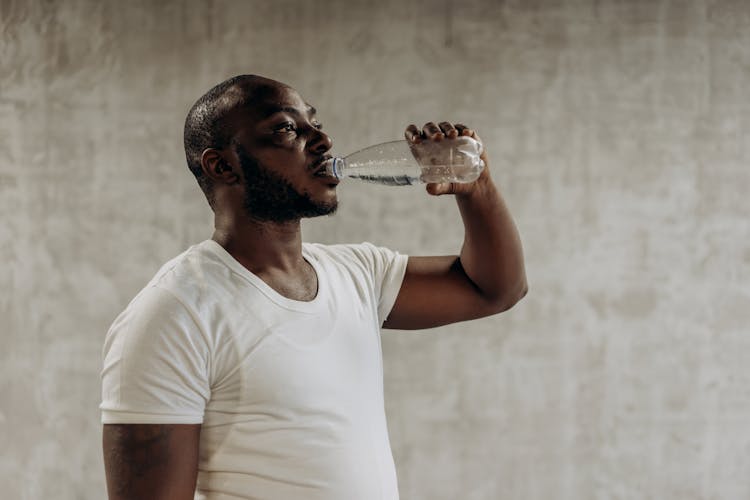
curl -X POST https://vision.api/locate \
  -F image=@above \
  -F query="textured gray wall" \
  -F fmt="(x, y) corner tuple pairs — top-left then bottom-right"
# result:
(2, 0), (749, 498)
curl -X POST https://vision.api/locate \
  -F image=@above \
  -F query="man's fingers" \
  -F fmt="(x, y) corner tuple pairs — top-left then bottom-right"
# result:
(422, 122), (444, 141)
(409, 122), (478, 145)
(455, 123), (474, 137)
(405, 124), (422, 143)
(438, 121), (458, 138)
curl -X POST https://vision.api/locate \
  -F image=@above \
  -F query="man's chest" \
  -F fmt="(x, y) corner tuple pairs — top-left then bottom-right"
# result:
(203, 287), (383, 419)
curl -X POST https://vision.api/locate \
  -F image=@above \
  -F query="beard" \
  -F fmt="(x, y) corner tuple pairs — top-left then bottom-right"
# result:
(235, 144), (337, 223)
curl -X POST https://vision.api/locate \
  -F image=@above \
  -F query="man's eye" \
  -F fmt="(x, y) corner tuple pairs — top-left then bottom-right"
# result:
(275, 123), (297, 133)
(312, 122), (323, 130)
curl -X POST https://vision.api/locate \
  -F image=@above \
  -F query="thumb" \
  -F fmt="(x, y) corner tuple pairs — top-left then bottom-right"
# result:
(426, 182), (455, 196)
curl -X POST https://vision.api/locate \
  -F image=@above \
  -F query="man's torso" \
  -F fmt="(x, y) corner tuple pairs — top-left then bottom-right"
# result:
(101, 240), (407, 500)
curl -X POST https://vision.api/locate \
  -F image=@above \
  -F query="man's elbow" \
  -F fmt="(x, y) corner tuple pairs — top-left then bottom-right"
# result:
(489, 280), (528, 313)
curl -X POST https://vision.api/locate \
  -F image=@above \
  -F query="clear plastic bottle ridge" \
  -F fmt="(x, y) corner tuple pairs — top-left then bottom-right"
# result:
(323, 136), (484, 186)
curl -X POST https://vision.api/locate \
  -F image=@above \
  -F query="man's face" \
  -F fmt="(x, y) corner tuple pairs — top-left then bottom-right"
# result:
(227, 85), (338, 223)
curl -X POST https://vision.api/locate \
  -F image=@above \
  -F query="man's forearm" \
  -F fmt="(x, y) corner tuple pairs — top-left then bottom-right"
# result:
(456, 176), (527, 310)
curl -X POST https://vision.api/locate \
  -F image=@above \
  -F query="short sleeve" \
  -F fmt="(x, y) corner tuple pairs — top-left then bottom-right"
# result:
(347, 242), (409, 325)
(100, 285), (211, 424)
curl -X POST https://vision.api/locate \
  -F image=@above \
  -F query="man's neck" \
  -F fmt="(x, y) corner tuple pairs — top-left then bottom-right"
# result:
(211, 212), (307, 275)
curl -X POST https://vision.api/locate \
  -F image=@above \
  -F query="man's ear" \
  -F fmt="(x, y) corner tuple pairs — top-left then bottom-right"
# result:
(201, 148), (239, 184)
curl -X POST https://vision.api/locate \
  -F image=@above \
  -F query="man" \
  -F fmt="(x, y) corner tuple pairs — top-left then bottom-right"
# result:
(100, 74), (527, 500)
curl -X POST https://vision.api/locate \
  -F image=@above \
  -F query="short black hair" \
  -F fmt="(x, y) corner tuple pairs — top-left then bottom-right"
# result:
(183, 74), (275, 204)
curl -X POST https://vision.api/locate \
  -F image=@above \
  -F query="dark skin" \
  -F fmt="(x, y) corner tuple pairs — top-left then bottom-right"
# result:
(103, 424), (200, 500)
(103, 78), (527, 499)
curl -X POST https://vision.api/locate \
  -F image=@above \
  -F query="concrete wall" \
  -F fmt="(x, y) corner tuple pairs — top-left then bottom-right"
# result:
(2, 0), (749, 498)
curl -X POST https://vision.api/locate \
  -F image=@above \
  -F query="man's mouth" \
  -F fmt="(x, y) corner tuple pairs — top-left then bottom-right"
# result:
(311, 155), (333, 177)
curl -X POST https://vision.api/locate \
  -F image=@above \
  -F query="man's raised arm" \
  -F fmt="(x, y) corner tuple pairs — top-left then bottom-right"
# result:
(383, 122), (527, 330)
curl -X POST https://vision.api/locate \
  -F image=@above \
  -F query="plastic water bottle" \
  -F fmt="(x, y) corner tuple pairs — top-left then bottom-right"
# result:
(322, 136), (484, 186)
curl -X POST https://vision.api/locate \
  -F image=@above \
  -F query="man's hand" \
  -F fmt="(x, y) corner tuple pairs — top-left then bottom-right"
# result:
(404, 121), (489, 197)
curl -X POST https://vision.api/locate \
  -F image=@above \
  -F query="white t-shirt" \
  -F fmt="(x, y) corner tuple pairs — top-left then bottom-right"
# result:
(100, 240), (408, 500)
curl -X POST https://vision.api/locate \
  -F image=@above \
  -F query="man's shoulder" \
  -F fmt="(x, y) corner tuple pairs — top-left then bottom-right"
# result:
(146, 240), (223, 288)
(303, 241), (384, 263)
(303, 241), (406, 278)
(122, 240), (226, 312)
(111, 241), (227, 331)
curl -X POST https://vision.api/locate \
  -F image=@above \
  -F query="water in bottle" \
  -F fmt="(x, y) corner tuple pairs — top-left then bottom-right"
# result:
(321, 136), (484, 186)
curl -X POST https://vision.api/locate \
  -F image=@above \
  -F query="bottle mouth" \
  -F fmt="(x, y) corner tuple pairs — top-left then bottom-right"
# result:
(320, 157), (341, 179)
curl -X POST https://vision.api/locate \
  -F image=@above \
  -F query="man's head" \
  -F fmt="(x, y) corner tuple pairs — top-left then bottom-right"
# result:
(183, 75), (337, 222)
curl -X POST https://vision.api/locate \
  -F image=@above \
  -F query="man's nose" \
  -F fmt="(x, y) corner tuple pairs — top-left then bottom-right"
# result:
(308, 129), (332, 154)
